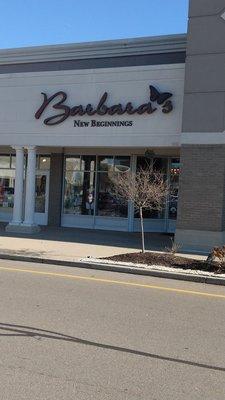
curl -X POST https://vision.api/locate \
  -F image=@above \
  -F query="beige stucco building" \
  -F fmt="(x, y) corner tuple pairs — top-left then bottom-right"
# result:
(0, 0), (224, 252)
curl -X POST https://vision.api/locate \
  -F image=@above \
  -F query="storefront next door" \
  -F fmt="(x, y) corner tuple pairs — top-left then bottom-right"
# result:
(0, 154), (50, 226)
(34, 170), (50, 226)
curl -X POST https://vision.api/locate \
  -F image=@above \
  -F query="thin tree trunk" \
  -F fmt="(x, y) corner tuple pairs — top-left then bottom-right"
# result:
(139, 207), (145, 253)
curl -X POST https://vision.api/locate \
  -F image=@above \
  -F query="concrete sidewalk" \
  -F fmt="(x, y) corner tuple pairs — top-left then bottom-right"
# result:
(0, 224), (206, 262)
(1, 224), (221, 286)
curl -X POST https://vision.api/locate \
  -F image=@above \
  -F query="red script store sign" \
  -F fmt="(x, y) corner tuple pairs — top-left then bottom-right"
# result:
(35, 85), (173, 126)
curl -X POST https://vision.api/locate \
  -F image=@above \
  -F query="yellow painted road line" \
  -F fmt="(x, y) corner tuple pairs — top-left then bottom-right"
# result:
(0, 265), (225, 299)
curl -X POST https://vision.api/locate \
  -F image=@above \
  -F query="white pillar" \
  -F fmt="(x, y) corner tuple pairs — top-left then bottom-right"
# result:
(12, 146), (24, 224)
(7, 146), (24, 227)
(23, 146), (40, 232)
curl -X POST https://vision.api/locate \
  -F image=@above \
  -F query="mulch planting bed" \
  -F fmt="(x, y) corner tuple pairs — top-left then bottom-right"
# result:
(104, 252), (225, 274)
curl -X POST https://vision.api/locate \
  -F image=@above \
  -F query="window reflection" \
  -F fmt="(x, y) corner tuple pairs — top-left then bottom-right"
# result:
(63, 155), (180, 221)
(81, 155), (96, 171)
(0, 169), (15, 215)
(136, 156), (151, 170)
(65, 156), (80, 171)
(39, 156), (50, 170)
(63, 155), (130, 218)
(36, 155), (51, 170)
(96, 172), (128, 217)
(0, 154), (50, 219)
(98, 156), (114, 172)
(114, 156), (130, 172)
(11, 156), (16, 169)
(0, 155), (10, 169)
(64, 172), (95, 215)
(153, 158), (167, 173)
(64, 156), (96, 215)
(35, 175), (46, 213)
(135, 156), (167, 219)
(96, 156), (130, 217)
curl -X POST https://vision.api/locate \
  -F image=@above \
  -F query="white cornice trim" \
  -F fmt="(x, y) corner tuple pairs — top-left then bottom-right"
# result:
(0, 34), (187, 65)
(181, 132), (225, 145)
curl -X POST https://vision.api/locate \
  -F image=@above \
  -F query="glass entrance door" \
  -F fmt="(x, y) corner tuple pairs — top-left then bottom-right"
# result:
(62, 155), (130, 231)
(34, 171), (49, 225)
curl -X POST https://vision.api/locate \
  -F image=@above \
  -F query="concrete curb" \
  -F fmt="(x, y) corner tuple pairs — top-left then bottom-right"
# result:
(0, 252), (225, 286)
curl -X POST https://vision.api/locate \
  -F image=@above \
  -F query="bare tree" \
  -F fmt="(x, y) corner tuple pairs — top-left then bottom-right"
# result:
(110, 167), (168, 253)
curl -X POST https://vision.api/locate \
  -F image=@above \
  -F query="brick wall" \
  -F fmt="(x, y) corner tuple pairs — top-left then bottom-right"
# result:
(177, 145), (225, 231)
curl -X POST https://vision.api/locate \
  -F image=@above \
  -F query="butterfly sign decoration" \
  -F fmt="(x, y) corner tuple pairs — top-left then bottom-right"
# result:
(149, 85), (173, 114)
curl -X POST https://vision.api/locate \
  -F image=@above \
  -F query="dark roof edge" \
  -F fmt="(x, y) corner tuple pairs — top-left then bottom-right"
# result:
(0, 34), (187, 65)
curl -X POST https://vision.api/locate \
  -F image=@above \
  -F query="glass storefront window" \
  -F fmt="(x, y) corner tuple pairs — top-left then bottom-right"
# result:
(0, 155), (10, 169)
(135, 156), (167, 219)
(136, 156), (152, 171)
(96, 156), (130, 217)
(63, 155), (181, 222)
(36, 155), (50, 170)
(135, 207), (164, 219)
(137, 156), (167, 173)
(63, 155), (130, 218)
(114, 156), (130, 172)
(80, 155), (96, 171)
(35, 174), (47, 213)
(169, 158), (180, 220)
(64, 171), (95, 215)
(11, 155), (16, 169)
(0, 169), (15, 214)
(0, 154), (24, 219)
(96, 172), (128, 217)
(39, 156), (50, 170)
(152, 158), (167, 173)
(0, 153), (50, 221)
(65, 156), (80, 171)
(64, 155), (96, 215)
(98, 156), (114, 172)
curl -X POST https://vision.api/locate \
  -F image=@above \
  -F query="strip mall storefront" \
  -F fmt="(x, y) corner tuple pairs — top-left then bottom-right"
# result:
(0, 35), (185, 235)
(0, 152), (180, 232)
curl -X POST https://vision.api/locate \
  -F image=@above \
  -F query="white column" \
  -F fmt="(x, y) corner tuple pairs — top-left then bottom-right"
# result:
(10, 146), (24, 225)
(23, 146), (39, 231)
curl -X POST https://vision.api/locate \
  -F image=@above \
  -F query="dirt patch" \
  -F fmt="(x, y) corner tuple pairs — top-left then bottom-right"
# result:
(104, 252), (225, 274)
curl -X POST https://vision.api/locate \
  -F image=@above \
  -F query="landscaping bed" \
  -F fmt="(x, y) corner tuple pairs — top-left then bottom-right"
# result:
(104, 252), (225, 274)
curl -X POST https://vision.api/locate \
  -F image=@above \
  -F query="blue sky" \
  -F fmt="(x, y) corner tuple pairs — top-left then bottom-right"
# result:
(0, 0), (189, 49)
